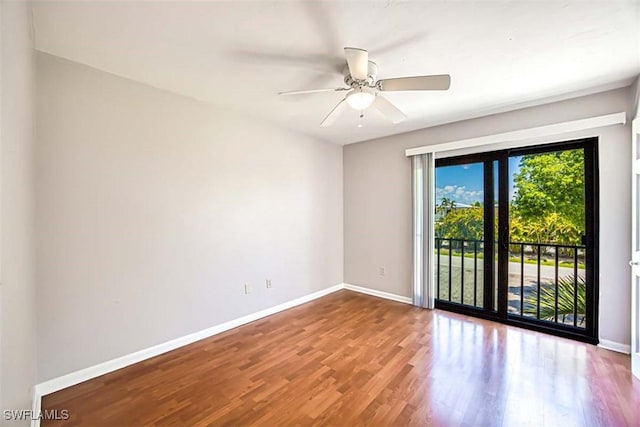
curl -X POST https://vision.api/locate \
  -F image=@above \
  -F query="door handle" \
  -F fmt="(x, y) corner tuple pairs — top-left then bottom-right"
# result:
(630, 260), (639, 266)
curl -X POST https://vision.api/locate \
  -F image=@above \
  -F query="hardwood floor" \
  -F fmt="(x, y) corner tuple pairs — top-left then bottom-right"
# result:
(42, 290), (639, 426)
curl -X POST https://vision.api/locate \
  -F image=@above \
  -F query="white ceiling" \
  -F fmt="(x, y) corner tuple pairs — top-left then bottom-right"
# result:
(31, 1), (640, 145)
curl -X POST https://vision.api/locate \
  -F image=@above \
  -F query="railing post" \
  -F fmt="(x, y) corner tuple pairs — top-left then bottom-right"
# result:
(473, 241), (478, 307)
(448, 239), (452, 302)
(554, 248), (559, 323)
(437, 238), (441, 300)
(520, 244), (524, 316)
(537, 245), (541, 320)
(461, 240), (465, 305)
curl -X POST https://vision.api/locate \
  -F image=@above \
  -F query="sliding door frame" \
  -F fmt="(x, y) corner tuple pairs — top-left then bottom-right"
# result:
(434, 137), (599, 344)
(435, 153), (497, 315)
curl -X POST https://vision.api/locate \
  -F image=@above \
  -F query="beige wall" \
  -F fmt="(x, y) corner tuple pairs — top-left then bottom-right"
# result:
(344, 87), (635, 347)
(0, 0), (38, 418)
(35, 53), (343, 382)
(633, 76), (640, 119)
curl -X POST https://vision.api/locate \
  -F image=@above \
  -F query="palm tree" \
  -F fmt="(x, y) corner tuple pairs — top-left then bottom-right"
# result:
(438, 198), (456, 215)
(524, 275), (586, 324)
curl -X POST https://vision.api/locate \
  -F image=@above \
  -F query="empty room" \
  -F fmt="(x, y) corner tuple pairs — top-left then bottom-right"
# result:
(2, 0), (640, 425)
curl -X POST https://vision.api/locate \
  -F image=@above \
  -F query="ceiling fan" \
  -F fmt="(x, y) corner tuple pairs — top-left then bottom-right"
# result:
(279, 47), (451, 127)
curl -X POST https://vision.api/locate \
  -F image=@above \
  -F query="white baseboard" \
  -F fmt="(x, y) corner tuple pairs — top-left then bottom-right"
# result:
(343, 283), (412, 305)
(31, 283), (345, 427)
(598, 339), (631, 354)
(30, 386), (42, 427)
(30, 282), (410, 426)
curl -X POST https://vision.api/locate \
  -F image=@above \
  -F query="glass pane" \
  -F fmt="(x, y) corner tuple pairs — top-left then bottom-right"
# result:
(508, 149), (586, 328)
(435, 162), (484, 308)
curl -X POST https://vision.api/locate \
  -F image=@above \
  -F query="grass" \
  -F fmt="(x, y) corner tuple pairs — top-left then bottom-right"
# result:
(435, 248), (585, 269)
(436, 263), (485, 307)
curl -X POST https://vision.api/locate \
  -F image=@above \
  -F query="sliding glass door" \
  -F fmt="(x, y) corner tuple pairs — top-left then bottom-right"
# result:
(435, 161), (486, 308)
(434, 138), (598, 343)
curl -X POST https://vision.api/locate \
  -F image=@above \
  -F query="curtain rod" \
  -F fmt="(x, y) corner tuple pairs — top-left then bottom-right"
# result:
(405, 112), (627, 157)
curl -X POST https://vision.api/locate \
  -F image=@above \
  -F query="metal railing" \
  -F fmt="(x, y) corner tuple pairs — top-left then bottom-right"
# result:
(435, 238), (586, 328)
(435, 238), (484, 308)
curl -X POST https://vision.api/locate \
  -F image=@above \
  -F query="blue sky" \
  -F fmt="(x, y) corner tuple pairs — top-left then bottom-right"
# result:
(435, 157), (521, 205)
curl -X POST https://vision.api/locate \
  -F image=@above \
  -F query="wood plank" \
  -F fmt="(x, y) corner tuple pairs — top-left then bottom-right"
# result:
(41, 290), (639, 426)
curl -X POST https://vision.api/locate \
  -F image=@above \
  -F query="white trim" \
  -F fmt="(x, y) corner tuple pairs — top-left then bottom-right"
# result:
(343, 283), (412, 305)
(597, 339), (631, 354)
(31, 283), (345, 426)
(405, 112), (627, 156)
(30, 386), (41, 427)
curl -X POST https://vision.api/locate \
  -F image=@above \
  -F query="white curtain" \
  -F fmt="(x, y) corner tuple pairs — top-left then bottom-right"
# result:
(411, 153), (435, 309)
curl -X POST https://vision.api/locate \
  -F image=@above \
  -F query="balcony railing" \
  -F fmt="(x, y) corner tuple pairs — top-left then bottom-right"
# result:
(435, 238), (586, 328)
(436, 238), (484, 309)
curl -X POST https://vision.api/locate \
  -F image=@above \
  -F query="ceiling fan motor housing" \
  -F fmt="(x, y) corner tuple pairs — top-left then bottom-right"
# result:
(343, 61), (378, 88)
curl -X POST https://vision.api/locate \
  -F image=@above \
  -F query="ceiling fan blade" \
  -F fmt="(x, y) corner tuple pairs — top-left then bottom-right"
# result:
(377, 74), (451, 91)
(344, 47), (369, 80)
(372, 95), (407, 124)
(279, 87), (349, 96)
(320, 98), (347, 127)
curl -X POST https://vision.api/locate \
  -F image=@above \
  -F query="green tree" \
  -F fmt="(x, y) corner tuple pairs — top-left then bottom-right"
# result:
(511, 150), (585, 245)
(435, 205), (483, 241)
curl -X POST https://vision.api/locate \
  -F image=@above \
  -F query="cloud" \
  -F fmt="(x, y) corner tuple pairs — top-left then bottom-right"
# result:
(436, 185), (484, 205)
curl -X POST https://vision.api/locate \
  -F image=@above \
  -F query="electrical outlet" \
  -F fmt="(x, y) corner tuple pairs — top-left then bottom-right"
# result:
(266, 279), (272, 288)
(244, 283), (252, 294)
(380, 267), (386, 276)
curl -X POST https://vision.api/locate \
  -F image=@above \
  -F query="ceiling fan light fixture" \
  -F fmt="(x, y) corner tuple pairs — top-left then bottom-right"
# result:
(346, 87), (376, 110)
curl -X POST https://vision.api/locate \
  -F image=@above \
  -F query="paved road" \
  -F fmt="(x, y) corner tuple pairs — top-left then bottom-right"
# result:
(437, 253), (583, 282)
